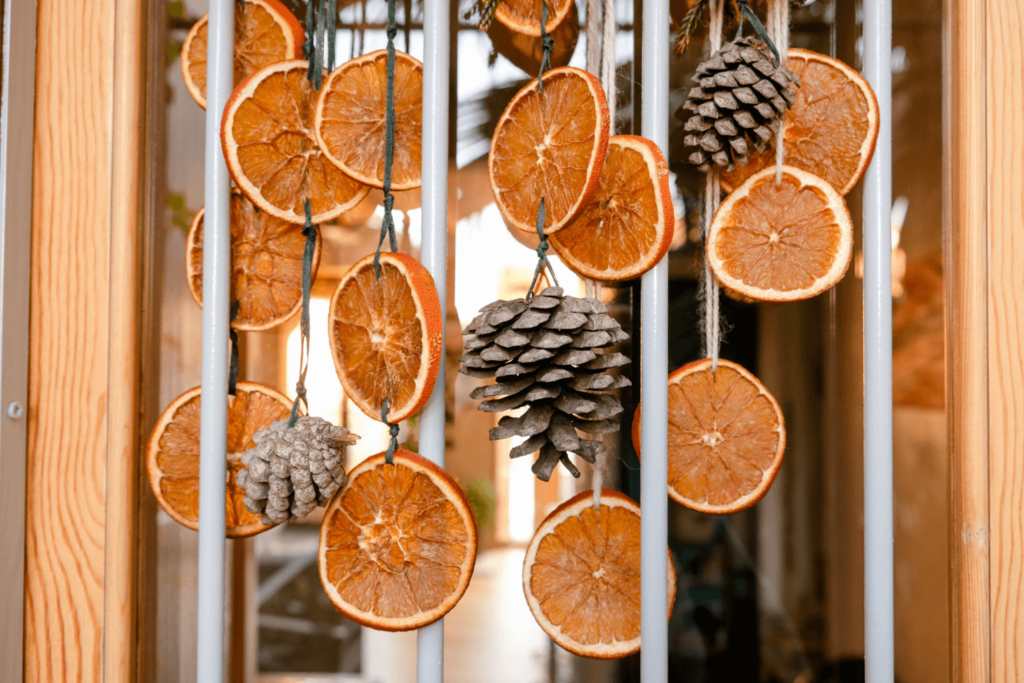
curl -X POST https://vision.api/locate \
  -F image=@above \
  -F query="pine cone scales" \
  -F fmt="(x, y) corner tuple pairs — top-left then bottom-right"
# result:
(679, 37), (799, 173)
(460, 287), (631, 482)
(238, 416), (357, 525)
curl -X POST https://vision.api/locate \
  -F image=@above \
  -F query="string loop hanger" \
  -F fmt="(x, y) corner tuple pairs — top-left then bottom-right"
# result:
(373, 0), (401, 280)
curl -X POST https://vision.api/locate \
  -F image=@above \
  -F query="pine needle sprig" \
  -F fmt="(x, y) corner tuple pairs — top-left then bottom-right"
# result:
(674, 0), (708, 55)
(466, 0), (501, 31)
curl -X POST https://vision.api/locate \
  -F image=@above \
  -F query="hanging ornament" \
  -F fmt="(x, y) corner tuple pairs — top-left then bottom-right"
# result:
(237, 415), (357, 525)
(679, 35), (799, 174)
(459, 285), (631, 482)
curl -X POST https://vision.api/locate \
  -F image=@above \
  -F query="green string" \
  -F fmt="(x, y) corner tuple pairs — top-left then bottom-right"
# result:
(380, 398), (401, 465)
(373, 0), (399, 279)
(735, 0), (780, 62)
(228, 301), (240, 397)
(287, 200), (318, 428)
(525, 3), (556, 297)
(327, 0), (337, 70)
(537, 3), (553, 93)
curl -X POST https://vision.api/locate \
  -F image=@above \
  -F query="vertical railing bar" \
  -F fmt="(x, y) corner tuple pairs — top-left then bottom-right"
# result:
(197, 1), (234, 681)
(862, 0), (893, 680)
(639, 0), (670, 679)
(418, 0), (449, 681)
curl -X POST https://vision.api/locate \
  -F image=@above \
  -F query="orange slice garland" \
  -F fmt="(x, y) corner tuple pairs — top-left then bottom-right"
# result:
(319, 449), (478, 631)
(180, 0), (304, 109)
(146, 382), (293, 537)
(632, 359), (786, 514)
(221, 60), (370, 225)
(721, 49), (880, 195)
(550, 135), (674, 281)
(523, 490), (677, 658)
(314, 50), (424, 191)
(328, 252), (443, 424)
(489, 1), (579, 75)
(495, 0), (576, 37)
(186, 193), (322, 331)
(490, 66), (610, 235)
(708, 165), (853, 302)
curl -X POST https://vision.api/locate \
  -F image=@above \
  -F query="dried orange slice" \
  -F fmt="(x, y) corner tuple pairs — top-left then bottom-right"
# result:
(186, 193), (322, 331)
(489, 1), (579, 75)
(495, 0), (575, 37)
(523, 490), (677, 658)
(221, 60), (370, 225)
(490, 66), (610, 235)
(708, 165), (853, 302)
(550, 135), (674, 281)
(180, 0), (304, 109)
(319, 449), (477, 631)
(721, 49), (880, 195)
(146, 382), (293, 537)
(314, 50), (423, 191)
(632, 359), (785, 514)
(328, 252), (442, 424)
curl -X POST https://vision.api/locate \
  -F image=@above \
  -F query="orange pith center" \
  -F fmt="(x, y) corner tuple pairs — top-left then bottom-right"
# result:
(551, 142), (659, 272)
(530, 504), (641, 646)
(323, 462), (470, 618)
(230, 66), (364, 219)
(331, 262), (423, 414)
(492, 71), (599, 228)
(667, 366), (781, 507)
(715, 174), (841, 292)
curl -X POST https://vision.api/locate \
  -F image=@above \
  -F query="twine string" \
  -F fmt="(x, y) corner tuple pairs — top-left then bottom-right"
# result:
(527, 199), (560, 298)
(373, 0), (399, 279)
(381, 398), (401, 465)
(767, 0), (790, 186)
(585, 0), (600, 72)
(600, 0), (616, 133)
(287, 201), (318, 428)
(735, 0), (781, 62)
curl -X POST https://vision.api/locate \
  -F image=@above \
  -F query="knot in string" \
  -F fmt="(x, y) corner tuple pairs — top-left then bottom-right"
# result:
(288, 200), (318, 428)
(373, 0), (400, 280)
(537, 3), (553, 92)
(526, 198), (560, 298)
(381, 398), (401, 465)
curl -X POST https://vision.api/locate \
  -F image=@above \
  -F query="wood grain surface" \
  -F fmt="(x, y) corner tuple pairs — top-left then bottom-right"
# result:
(986, 1), (1024, 680)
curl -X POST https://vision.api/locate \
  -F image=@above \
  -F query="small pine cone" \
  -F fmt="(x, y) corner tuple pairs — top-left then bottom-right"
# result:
(459, 287), (631, 482)
(678, 36), (799, 173)
(240, 415), (358, 525)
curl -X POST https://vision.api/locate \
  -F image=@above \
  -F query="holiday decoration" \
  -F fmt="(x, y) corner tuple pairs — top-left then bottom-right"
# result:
(632, 359), (785, 514)
(237, 416), (357, 525)
(486, 2), (579, 74)
(319, 449), (478, 631)
(679, 36), (799, 174)
(523, 490), (677, 658)
(459, 286), (630, 482)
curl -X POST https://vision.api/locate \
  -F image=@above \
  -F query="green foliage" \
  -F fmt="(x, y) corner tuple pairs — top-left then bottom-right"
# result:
(168, 1), (185, 19)
(166, 192), (194, 233)
(465, 478), (496, 529)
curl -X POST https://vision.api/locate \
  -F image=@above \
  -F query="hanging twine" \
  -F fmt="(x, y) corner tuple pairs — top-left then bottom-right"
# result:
(585, 0), (601, 73)
(303, 0), (338, 86)
(287, 201), (318, 428)
(380, 399), (401, 465)
(767, 0), (789, 185)
(600, 0), (616, 134)
(701, 0), (725, 371)
(228, 301), (240, 397)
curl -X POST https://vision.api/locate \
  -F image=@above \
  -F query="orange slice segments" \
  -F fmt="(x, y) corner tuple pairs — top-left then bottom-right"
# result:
(550, 135), (674, 281)
(318, 449), (478, 631)
(523, 490), (677, 658)
(722, 49), (880, 195)
(489, 1), (579, 75)
(180, 0), (304, 109)
(495, 0), (575, 37)
(708, 165), (853, 302)
(314, 50), (423, 191)
(632, 359), (786, 514)
(490, 66), (610, 235)
(146, 382), (293, 537)
(221, 60), (370, 225)
(186, 193), (322, 331)
(328, 252), (443, 424)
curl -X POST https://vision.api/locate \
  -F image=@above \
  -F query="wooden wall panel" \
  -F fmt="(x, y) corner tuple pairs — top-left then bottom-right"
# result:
(986, 0), (1024, 680)
(26, 0), (116, 680)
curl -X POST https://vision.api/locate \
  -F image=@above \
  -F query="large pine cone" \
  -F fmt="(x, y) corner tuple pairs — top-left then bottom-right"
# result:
(679, 36), (799, 173)
(459, 287), (631, 482)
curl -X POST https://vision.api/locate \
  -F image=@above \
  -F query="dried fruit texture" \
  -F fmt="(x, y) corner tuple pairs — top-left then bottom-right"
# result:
(722, 49), (880, 195)
(315, 50), (424, 190)
(319, 449), (478, 631)
(490, 67), (610, 235)
(181, 0), (304, 109)
(489, 1), (579, 74)
(221, 60), (370, 224)
(495, 0), (575, 37)
(550, 135), (674, 281)
(146, 382), (293, 537)
(708, 165), (853, 302)
(632, 359), (785, 514)
(523, 490), (676, 658)
(186, 193), (322, 331)
(329, 252), (443, 424)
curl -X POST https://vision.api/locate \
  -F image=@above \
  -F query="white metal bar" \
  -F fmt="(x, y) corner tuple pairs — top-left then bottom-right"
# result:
(418, 0), (450, 680)
(862, 0), (893, 680)
(198, 0), (235, 681)
(0, 0), (37, 678)
(639, 0), (670, 679)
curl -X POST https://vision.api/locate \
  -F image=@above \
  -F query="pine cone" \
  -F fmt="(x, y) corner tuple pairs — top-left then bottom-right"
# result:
(459, 287), (631, 482)
(238, 416), (358, 525)
(678, 36), (799, 173)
